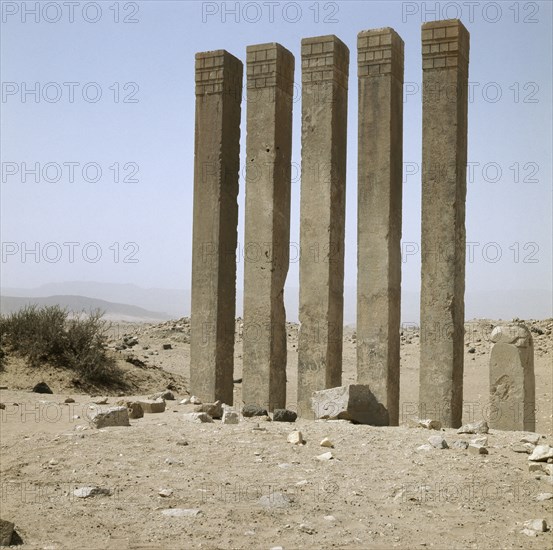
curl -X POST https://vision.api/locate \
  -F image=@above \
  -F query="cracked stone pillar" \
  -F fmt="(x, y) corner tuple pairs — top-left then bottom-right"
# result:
(297, 35), (349, 417)
(190, 50), (243, 405)
(419, 20), (469, 428)
(356, 28), (404, 427)
(242, 43), (294, 411)
(489, 324), (535, 432)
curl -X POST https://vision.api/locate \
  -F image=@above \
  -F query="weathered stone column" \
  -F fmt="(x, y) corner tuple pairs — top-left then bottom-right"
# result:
(489, 324), (535, 432)
(190, 50), (243, 405)
(356, 28), (404, 426)
(242, 43), (294, 411)
(297, 35), (349, 416)
(419, 20), (469, 428)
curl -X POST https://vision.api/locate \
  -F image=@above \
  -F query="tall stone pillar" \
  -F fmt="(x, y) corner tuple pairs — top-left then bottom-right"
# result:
(297, 35), (349, 416)
(356, 28), (404, 426)
(419, 20), (469, 428)
(242, 43), (294, 411)
(489, 324), (535, 432)
(190, 50), (243, 405)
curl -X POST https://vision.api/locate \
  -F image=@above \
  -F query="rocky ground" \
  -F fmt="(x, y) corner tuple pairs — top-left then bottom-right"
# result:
(0, 317), (551, 549)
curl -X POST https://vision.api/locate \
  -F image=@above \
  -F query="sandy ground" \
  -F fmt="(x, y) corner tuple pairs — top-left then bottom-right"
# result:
(0, 317), (552, 549)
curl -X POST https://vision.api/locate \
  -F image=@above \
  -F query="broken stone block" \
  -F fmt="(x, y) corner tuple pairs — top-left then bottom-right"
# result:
(73, 486), (111, 498)
(116, 400), (144, 419)
(89, 407), (130, 428)
(194, 400), (223, 419)
(242, 404), (268, 418)
(149, 390), (175, 401)
(222, 410), (239, 425)
(273, 409), (297, 423)
(287, 431), (304, 445)
(428, 435), (448, 449)
(468, 444), (488, 455)
(457, 420), (489, 434)
(138, 399), (166, 414)
(161, 508), (202, 517)
(414, 418), (442, 430)
(512, 443), (534, 454)
(451, 440), (469, 450)
(182, 412), (213, 423)
(521, 433), (541, 445)
(311, 385), (388, 425)
(489, 323), (535, 432)
(528, 445), (553, 462)
(0, 519), (14, 546)
(320, 437), (334, 448)
(523, 519), (547, 532)
(316, 451), (334, 461)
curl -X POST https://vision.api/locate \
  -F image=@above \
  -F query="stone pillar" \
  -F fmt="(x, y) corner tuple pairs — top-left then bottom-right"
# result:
(190, 50), (243, 405)
(297, 35), (349, 416)
(242, 43), (294, 411)
(419, 20), (469, 428)
(356, 28), (404, 426)
(489, 324), (535, 432)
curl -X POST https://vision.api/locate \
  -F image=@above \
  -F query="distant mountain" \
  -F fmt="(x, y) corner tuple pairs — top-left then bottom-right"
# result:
(1, 282), (550, 324)
(0, 295), (171, 322)
(2, 282), (188, 318)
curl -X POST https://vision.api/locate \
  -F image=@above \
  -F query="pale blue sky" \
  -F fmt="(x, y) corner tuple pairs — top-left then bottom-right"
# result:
(1, 1), (552, 318)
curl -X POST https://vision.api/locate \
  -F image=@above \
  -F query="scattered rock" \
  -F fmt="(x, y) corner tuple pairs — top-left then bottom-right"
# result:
(180, 398), (191, 405)
(528, 445), (553, 462)
(0, 519), (14, 546)
(242, 404), (268, 417)
(468, 347), (476, 353)
(222, 410), (239, 424)
(73, 486), (111, 498)
(468, 444), (488, 455)
(536, 493), (553, 502)
(183, 412), (213, 423)
(411, 418), (442, 430)
(520, 528), (538, 537)
(470, 436), (488, 447)
(316, 451), (334, 461)
(64, 397), (75, 403)
(162, 343), (172, 350)
(273, 409), (297, 423)
(523, 519), (547, 532)
(190, 396), (202, 405)
(512, 443), (534, 454)
(324, 515), (336, 521)
(451, 440), (469, 450)
(194, 400), (223, 419)
(428, 435), (448, 449)
(116, 400), (144, 419)
(528, 463), (553, 474)
(299, 524), (315, 534)
(311, 384), (388, 425)
(150, 390), (175, 401)
(457, 420), (489, 434)
(287, 431), (304, 445)
(32, 382), (53, 394)
(521, 433), (541, 445)
(320, 437), (334, 448)
(139, 399), (166, 414)
(258, 492), (290, 509)
(158, 488), (173, 497)
(417, 444), (434, 451)
(161, 508), (202, 517)
(92, 397), (108, 405)
(89, 407), (130, 428)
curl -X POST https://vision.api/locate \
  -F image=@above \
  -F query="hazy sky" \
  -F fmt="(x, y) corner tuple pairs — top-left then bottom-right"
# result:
(1, 1), (552, 315)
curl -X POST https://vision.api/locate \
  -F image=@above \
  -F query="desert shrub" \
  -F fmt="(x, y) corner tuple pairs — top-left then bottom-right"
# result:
(0, 305), (121, 384)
